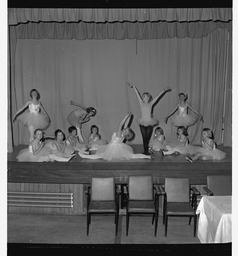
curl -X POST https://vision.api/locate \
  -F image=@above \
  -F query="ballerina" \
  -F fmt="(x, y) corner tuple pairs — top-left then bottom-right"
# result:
(13, 89), (51, 143)
(66, 100), (97, 143)
(77, 113), (151, 161)
(129, 83), (172, 155)
(87, 125), (107, 151)
(185, 128), (226, 162)
(16, 129), (73, 162)
(149, 126), (167, 153)
(164, 93), (204, 128)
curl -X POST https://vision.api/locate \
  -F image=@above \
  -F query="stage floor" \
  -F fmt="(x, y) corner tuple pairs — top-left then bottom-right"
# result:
(7, 144), (232, 185)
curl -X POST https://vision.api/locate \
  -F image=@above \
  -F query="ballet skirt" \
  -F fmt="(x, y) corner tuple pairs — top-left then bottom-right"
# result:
(18, 103), (50, 130)
(166, 137), (201, 155)
(171, 104), (198, 127)
(66, 137), (88, 151)
(95, 132), (134, 161)
(45, 140), (73, 158)
(149, 135), (167, 151)
(138, 103), (159, 126)
(16, 141), (52, 162)
(88, 135), (108, 151)
(196, 141), (226, 160)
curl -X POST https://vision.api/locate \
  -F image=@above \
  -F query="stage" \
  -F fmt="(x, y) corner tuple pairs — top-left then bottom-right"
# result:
(7, 144), (232, 215)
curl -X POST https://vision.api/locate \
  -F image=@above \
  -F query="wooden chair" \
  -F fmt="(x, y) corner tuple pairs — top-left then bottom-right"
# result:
(85, 177), (120, 235)
(203, 175), (232, 196)
(125, 176), (159, 236)
(160, 178), (200, 237)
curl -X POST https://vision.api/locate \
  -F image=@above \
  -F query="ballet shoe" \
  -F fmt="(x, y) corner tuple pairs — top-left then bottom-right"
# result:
(185, 156), (193, 163)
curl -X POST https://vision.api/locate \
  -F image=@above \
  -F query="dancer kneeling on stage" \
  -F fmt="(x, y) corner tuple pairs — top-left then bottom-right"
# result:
(77, 113), (151, 161)
(185, 128), (226, 162)
(17, 129), (74, 162)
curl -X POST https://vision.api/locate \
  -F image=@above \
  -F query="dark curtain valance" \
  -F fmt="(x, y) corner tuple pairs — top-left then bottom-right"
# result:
(12, 20), (231, 39)
(8, 8), (232, 25)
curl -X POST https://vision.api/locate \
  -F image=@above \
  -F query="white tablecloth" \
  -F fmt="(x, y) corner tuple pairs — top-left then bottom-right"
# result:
(196, 196), (232, 243)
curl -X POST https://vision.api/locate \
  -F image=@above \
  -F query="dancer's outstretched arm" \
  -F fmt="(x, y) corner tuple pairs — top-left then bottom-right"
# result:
(151, 87), (172, 106)
(164, 105), (179, 124)
(117, 113), (132, 135)
(187, 103), (204, 122)
(128, 84), (143, 104)
(13, 101), (30, 122)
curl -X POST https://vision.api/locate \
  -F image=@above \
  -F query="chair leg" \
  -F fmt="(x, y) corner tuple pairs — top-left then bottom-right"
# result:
(163, 206), (165, 225)
(126, 213), (129, 236)
(87, 213), (90, 236)
(189, 216), (192, 225)
(152, 213), (155, 225)
(165, 215), (168, 236)
(194, 215), (197, 237)
(154, 212), (158, 237)
(115, 213), (119, 235)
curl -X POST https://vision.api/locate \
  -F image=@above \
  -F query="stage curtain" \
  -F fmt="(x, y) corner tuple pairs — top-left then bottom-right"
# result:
(11, 20), (231, 40)
(8, 8), (232, 25)
(9, 27), (231, 147)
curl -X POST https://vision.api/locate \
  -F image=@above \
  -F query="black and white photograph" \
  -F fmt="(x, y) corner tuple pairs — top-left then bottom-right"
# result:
(5, 1), (234, 256)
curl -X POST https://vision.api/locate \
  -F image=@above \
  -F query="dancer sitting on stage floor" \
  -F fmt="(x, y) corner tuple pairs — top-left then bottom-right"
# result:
(128, 83), (172, 155)
(162, 126), (200, 156)
(149, 126), (167, 153)
(77, 113), (151, 161)
(46, 129), (77, 158)
(165, 92), (204, 129)
(87, 125), (107, 151)
(13, 89), (51, 143)
(66, 100), (97, 143)
(66, 126), (89, 153)
(185, 128), (226, 162)
(17, 129), (74, 162)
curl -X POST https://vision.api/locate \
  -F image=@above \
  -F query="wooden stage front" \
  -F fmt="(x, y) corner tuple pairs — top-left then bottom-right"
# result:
(7, 144), (232, 215)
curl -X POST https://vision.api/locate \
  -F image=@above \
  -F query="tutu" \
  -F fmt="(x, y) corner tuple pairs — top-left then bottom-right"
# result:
(196, 147), (226, 160)
(165, 142), (201, 155)
(149, 137), (167, 151)
(138, 104), (159, 126)
(45, 141), (73, 158)
(95, 132), (134, 161)
(16, 144), (52, 162)
(171, 105), (198, 127)
(18, 103), (50, 130)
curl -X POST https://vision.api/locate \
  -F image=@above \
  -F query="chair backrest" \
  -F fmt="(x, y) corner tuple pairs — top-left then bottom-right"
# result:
(165, 178), (190, 202)
(207, 175), (232, 195)
(128, 176), (153, 200)
(91, 177), (115, 201)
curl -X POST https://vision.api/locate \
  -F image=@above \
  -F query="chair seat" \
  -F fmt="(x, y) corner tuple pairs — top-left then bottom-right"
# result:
(89, 201), (116, 213)
(128, 201), (156, 213)
(167, 202), (194, 215)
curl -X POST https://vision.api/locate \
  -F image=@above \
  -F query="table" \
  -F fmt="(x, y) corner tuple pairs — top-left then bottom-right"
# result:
(196, 195), (232, 243)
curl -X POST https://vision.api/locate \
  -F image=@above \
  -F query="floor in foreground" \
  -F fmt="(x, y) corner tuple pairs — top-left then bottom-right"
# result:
(8, 213), (200, 244)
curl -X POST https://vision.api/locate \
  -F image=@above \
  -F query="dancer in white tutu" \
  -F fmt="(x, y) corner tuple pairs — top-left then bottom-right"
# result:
(46, 129), (76, 158)
(165, 93), (203, 128)
(129, 83), (171, 155)
(66, 126), (89, 153)
(87, 125), (107, 151)
(66, 100), (97, 143)
(162, 126), (200, 156)
(149, 126), (167, 152)
(13, 89), (51, 143)
(17, 129), (73, 162)
(77, 113), (151, 161)
(185, 128), (226, 162)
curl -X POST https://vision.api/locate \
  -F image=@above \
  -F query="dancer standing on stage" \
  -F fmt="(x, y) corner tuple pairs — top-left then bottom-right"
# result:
(185, 128), (226, 162)
(13, 89), (51, 143)
(164, 92), (204, 128)
(128, 83), (171, 155)
(77, 113), (151, 161)
(66, 100), (97, 143)
(16, 129), (73, 162)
